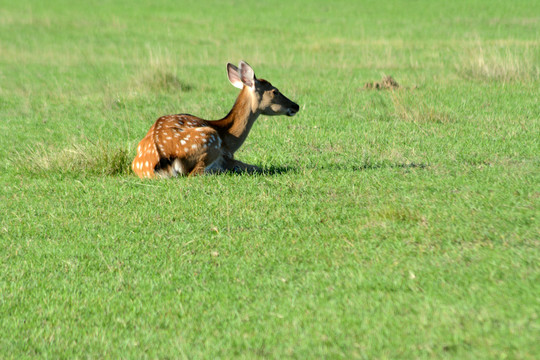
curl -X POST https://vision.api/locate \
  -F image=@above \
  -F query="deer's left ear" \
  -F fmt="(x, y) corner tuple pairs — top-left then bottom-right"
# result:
(239, 61), (255, 90)
(227, 63), (243, 89)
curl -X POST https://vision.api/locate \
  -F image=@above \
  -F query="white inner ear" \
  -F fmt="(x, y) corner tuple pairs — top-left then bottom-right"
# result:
(227, 65), (244, 89)
(239, 63), (255, 89)
(229, 77), (244, 89)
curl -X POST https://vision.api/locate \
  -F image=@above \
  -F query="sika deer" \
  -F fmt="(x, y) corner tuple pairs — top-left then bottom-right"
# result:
(132, 61), (300, 178)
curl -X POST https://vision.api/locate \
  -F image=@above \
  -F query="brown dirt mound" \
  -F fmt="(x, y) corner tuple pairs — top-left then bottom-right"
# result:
(364, 75), (400, 90)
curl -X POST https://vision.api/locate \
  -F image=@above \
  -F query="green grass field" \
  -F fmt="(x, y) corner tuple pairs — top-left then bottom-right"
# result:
(1, 0), (539, 358)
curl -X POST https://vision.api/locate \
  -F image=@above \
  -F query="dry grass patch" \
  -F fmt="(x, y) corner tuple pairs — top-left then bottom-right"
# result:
(457, 42), (540, 82)
(15, 141), (133, 177)
(390, 91), (454, 125)
(134, 48), (193, 93)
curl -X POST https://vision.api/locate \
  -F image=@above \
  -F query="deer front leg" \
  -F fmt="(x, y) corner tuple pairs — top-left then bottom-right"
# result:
(224, 158), (262, 174)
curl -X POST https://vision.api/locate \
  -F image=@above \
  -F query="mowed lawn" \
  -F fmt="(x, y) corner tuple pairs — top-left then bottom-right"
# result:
(0, 0), (538, 358)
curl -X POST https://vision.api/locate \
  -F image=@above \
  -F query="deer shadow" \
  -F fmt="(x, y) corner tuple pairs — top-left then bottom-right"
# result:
(224, 165), (294, 176)
(258, 165), (295, 175)
(322, 162), (429, 172)
(233, 161), (427, 176)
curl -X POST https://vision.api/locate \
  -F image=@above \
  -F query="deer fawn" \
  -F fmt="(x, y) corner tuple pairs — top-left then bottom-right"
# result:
(132, 61), (300, 178)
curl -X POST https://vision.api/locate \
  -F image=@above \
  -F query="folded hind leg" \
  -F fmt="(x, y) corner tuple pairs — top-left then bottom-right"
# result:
(186, 146), (222, 176)
(188, 162), (206, 176)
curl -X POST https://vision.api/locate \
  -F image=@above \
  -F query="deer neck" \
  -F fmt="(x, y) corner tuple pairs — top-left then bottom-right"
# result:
(211, 86), (260, 155)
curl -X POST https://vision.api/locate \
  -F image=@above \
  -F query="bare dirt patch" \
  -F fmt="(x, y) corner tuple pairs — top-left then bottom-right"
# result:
(364, 75), (400, 90)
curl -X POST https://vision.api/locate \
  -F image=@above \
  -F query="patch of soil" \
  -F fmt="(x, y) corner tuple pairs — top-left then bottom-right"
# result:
(364, 75), (400, 90)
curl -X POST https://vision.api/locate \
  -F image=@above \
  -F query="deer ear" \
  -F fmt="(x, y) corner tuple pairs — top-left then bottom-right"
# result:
(227, 63), (243, 89)
(239, 61), (255, 89)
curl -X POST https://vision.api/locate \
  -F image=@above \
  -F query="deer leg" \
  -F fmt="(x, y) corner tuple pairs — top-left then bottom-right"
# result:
(224, 158), (262, 174)
(188, 162), (206, 176)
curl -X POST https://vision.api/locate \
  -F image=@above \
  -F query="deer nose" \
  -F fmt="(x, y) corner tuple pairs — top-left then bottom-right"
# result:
(287, 102), (300, 117)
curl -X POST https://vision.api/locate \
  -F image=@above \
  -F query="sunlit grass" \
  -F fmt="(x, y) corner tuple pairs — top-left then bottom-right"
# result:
(0, 0), (539, 358)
